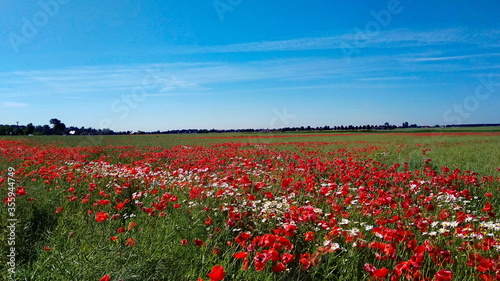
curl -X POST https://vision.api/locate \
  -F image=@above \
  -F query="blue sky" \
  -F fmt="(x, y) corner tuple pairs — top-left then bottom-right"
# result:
(1, 0), (499, 131)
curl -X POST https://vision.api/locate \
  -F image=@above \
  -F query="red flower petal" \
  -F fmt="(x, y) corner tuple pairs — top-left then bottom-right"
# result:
(435, 269), (453, 281)
(373, 267), (390, 278)
(207, 265), (225, 281)
(99, 275), (111, 281)
(233, 252), (248, 259)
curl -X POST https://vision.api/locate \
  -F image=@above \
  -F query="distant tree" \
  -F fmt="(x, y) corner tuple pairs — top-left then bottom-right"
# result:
(0, 125), (13, 135)
(50, 118), (66, 135)
(402, 122), (409, 128)
(101, 128), (114, 135)
(12, 125), (21, 135)
(33, 125), (43, 135)
(42, 125), (53, 135)
(26, 123), (35, 135)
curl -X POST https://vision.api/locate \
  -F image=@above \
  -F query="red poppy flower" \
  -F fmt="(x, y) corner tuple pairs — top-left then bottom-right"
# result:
(15, 187), (27, 196)
(478, 273), (495, 281)
(99, 275), (111, 281)
(125, 238), (136, 247)
(235, 232), (251, 246)
(373, 267), (390, 278)
(95, 212), (109, 222)
(116, 202), (126, 211)
(435, 269), (452, 281)
(272, 262), (287, 272)
(304, 231), (315, 241)
(212, 247), (222, 255)
(207, 265), (225, 281)
(242, 258), (249, 271)
(254, 252), (268, 271)
(194, 239), (206, 247)
(281, 253), (295, 264)
(233, 252), (248, 259)
(299, 254), (311, 271)
(127, 221), (137, 230)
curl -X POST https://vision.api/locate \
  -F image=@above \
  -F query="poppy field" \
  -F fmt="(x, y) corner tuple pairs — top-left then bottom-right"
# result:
(1, 132), (500, 280)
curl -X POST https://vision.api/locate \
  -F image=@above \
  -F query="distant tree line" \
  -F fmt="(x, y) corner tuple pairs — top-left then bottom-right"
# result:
(2, 119), (498, 136)
(0, 119), (122, 136)
(0, 119), (415, 136)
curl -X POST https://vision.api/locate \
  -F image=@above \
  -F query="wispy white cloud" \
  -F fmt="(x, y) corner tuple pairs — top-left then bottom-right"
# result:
(0, 64), (205, 98)
(404, 53), (500, 62)
(358, 76), (420, 81)
(3, 101), (29, 107)
(172, 28), (497, 54)
(0, 34), (498, 102)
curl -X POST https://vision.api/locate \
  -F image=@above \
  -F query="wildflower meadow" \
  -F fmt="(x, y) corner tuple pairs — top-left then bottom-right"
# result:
(1, 131), (499, 280)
